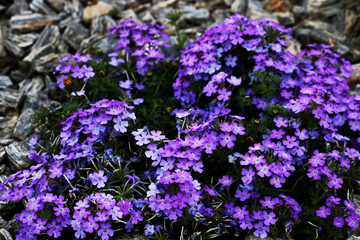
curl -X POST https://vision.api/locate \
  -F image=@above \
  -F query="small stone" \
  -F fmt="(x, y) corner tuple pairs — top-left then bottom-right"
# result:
(44, 0), (66, 11)
(22, 94), (40, 110)
(247, 0), (264, 12)
(0, 165), (6, 175)
(183, 8), (210, 24)
(0, 89), (24, 113)
(9, 70), (26, 83)
(5, 141), (31, 171)
(0, 146), (5, 163)
(230, 0), (248, 15)
(246, 0), (278, 22)
(33, 53), (68, 73)
(307, 0), (339, 9)
(348, 63), (360, 90)
(58, 17), (80, 30)
(13, 108), (35, 141)
(333, 43), (360, 63)
(294, 28), (331, 45)
(274, 11), (295, 27)
(0, 228), (13, 240)
(224, 0), (234, 6)
(286, 36), (301, 55)
(0, 25), (6, 58)
(63, 22), (89, 50)
(80, 35), (117, 55)
(212, 9), (232, 25)
(347, 236), (360, 240)
(119, 9), (137, 19)
(0, 117), (17, 139)
(292, 5), (308, 15)
(140, 11), (155, 22)
(0, 76), (13, 89)
(333, 42), (350, 56)
(151, 7), (174, 24)
(0, 216), (7, 228)
(10, 33), (39, 48)
(83, 1), (114, 22)
(64, 1), (83, 20)
(30, 0), (56, 15)
(151, 0), (177, 10)
(6, 0), (29, 16)
(91, 15), (116, 36)
(18, 76), (45, 95)
(9, 12), (60, 33)
(23, 44), (54, 63)
(302, 20), (333, 31)
(0, 140), (13, 145)
(56, 36), (70, 53)
(33, 22), (60, 48)
(102, 0), (126, 11)
(3, 40), (24, 57)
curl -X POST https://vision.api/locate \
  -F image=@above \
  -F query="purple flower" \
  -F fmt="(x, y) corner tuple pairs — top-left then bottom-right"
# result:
(26, 198), (42, 212)
(145, 144), (159, 160)
(224, 54), (238, 67)
(316, 206), (331, 219)
(269, 129), (285, 139)
(274, 116), (288, 128)
(282, 135), (298, 149)
(326, 196), (341, 207)
(47, 219), (62, 238)
(33, 218), (47, 234)
(73, 207), (90, 220)
(239, 216), (254, 230)
(204, 185), (219, 196)
(53, 205), (70, 217)
(259, 196), (277, 209)
(94, 210), (109, 222)
(29, 135), (38, 146)
(307, 166), (321, 180)
(89, 170), (108, 188)
(269, 176), (285, 188)
(97, 222), (114, 240)
(217, 88), (232, 101)
(327, 174), (343, 189)
(227, 75), (242, 86)
(49, 165), (63, 178)
(233, 206), (249, 220)
(241, 167), (255, 184)
(346, 215), (359, 228)
(144, 224), (155, 236)
(253, 221), (269, 239)
(333, 217), (344, 228)
(203, 82), (218, 97)
(219, 133), (236, 148)
(113, 117), (129, 133)
(83, 215), (99, 233)
(263, 211), (277, 226)
(218, 175), (233, 187)
(109, 57), (124, 66)
(235, 188), (251, 201)
(130, 210), (143, 224)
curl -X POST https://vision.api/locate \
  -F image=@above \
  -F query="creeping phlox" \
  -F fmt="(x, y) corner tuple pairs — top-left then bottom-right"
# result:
(1, 13), (360, 240)
(108, 18), (171, 76)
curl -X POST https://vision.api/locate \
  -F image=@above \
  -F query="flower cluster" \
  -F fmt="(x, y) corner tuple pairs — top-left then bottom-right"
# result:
(1, 13), (360, 240)
(108, 18), (170, 76)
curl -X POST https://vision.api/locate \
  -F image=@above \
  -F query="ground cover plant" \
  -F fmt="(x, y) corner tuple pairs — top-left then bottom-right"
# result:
(1, 13), (360, 240)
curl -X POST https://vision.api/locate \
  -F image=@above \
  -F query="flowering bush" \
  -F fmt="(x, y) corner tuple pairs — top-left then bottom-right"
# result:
(1, 14), (360, 240)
